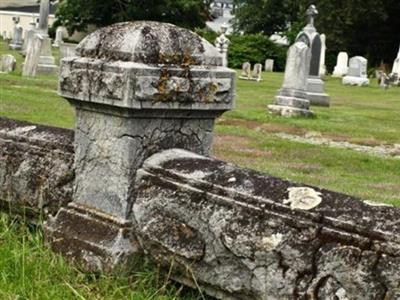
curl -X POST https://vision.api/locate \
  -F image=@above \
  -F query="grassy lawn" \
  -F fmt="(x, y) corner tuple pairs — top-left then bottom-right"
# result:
(1, 37), (400, 299)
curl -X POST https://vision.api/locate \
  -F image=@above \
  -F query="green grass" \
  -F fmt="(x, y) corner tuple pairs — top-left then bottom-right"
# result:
(1, 38), (400, 299)
(0, 213), (206, 300)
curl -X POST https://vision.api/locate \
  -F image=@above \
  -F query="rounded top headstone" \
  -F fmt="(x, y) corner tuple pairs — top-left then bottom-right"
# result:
(76, 21), (222, 66)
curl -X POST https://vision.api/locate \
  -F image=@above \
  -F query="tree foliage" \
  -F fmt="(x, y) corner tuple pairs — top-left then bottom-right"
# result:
(234, 0), (400, 69)
(55, 0), (208, 35)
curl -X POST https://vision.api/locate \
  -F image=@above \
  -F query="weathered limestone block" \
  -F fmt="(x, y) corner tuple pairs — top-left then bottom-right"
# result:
(45, 21), (235, 271)
(0, 118), (74, 219)
(133, 149), (400, 300)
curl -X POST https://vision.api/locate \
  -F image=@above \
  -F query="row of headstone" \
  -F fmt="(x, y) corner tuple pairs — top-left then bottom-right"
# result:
(268, 5), (331, 117)
(239, 62), (263, 81)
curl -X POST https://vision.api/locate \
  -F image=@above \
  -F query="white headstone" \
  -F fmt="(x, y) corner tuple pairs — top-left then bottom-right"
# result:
(10, 24), (23, 50)
(333, 52), (349, 77)
(265, 59), (274, 72)
(391, 44), (400, 75)
(268, 41), (314, 117)
(53, 26), (65, 48)
(22, 22), (37, 55)
(342, 56), (370, 86)
(22, 34), (44, 77)
(0, 54), (16, 73)
(60, 43), (78, 60)
(240, 62), (251, 79)
(252, 63), (262, 81)
(319, 34), (326, 76)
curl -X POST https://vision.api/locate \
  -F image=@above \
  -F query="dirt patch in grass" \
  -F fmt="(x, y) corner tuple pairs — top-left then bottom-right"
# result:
(213, 134), (273, 160)
(217, 118), (305, 135)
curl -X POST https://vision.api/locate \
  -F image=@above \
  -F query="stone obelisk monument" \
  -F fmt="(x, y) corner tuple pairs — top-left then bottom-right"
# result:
(36, 0), (58, 75)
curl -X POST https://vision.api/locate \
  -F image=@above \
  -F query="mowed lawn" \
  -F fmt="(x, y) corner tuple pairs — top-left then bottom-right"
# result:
(0, 37), (400, 299)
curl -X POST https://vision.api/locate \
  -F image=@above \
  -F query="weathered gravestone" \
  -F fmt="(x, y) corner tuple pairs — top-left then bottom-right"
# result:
(0, 54), (16, 73)
(22, 34), (44, 77)
(44, 21), (236, 271)
(252, 63), (263, 81)
(59, 42), (78, 61)
(332, 52), (349, 77)
(131, 148), (400, 300)
(22, 22), (37, 56)
(214, 24), (230, 67)
(319, 33), (327, 76)
(52, 26), (64, 48)
(240, 62), (252, 80)
(268, 41), (314, 117)
(296, 5), (330, 107)
(34, 0), (58, 76)
(265, 59), (274, 72)
(239, 62), (262, 81)
(342, 56), (370, 86)
(391, 44), (400, 85)
(0, 117), (74, 218)
(9, 16), (23, 51)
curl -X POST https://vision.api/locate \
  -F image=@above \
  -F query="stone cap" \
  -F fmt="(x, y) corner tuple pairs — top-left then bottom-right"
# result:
(76, 21), (222, 66)
(59, 22), (235, 113)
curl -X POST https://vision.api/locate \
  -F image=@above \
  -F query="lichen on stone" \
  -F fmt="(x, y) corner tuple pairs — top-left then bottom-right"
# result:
(284, 187), (322, 210)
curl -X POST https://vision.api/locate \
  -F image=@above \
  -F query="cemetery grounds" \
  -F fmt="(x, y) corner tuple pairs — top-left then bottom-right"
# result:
(0, 38), (400, 299)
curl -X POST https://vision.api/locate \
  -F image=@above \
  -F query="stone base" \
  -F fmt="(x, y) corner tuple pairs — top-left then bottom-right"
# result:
(342, 76), (370, 86)
(239, 76), (262, 82)
(307, 77), (330, 107)
(37, 63), (59, 76)
(268, 104), (314, 117)
(9, 43), (22, 51)
(308, 92), (330, 107)
(44, 202), (140, 272)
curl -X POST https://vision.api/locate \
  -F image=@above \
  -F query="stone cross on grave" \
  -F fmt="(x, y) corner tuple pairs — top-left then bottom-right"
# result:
(306, 4), (318, 28)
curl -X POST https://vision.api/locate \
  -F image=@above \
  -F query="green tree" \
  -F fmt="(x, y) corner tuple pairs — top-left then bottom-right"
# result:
(55, 0), (208, 35)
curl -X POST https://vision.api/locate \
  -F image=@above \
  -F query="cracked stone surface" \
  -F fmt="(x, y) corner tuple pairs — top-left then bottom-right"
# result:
(0, 117), (74, 219)
(45, 21), (235, 271)
(133, 149), (400, 300)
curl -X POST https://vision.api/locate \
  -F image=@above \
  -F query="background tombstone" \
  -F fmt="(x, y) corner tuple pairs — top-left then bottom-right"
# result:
(214, 24), (230, 67)
(342, 56), (370, 86)
(319, 33), (327, 76)
(59, 43), (78, 61)
(52, 26), (65, 48)
(252, 63), (262, 81)
(391, 44), (400, 85)
(22, 34), (44, 77)
(44, 21), (236, 272)
(265, 59), (274, 72)
(2, 31), (7, 40)
(0, 54), (16, 73)
(239, 61), (251, 79)
(295, 5), (330, 107)
(35, 0), (58, 75)
(9, 16), (23, 50)
(268, 41), (314, 117)
(22, 22), (38, 56)
(333, 52), (349, 77)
